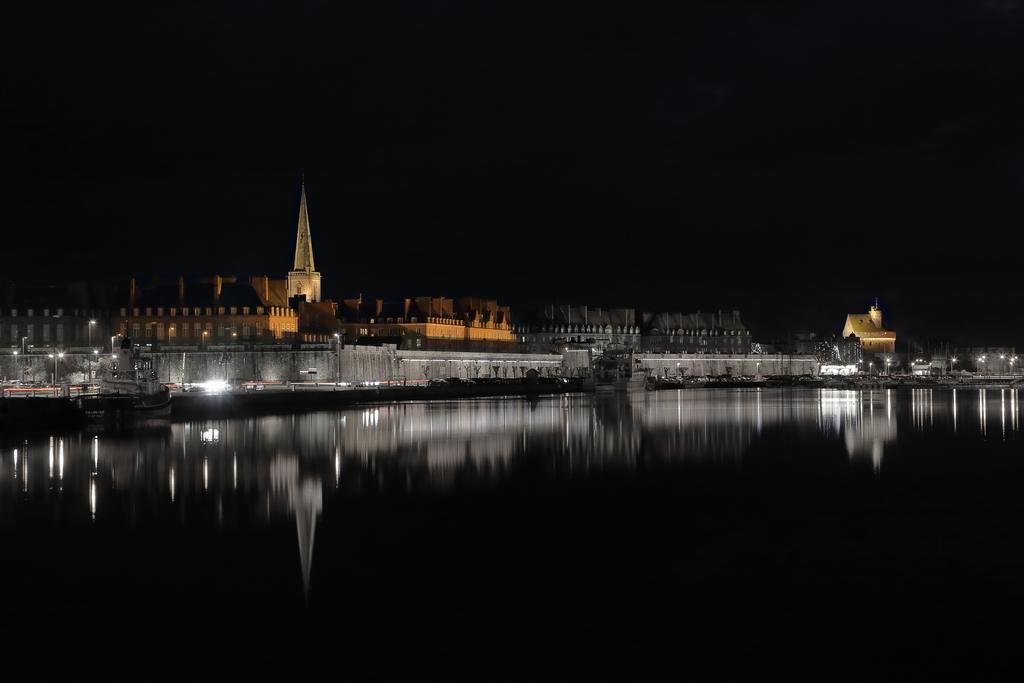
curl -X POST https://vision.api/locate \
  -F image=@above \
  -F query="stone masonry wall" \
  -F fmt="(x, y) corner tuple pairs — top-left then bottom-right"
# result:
(0, 347), (818, 386)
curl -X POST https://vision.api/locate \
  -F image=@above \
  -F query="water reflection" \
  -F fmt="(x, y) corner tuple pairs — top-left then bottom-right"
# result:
(0, 388), (1019, 594)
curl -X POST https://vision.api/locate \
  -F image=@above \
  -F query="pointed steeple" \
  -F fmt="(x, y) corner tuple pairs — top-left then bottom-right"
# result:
(287, 175), (323, 303)
(294, 178), (315, 272)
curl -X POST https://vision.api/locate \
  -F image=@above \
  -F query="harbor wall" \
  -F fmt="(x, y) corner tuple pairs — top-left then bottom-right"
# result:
(638, 353), (819, 377)
(0, 347), (818, 386)
(0, 346), (565, 385)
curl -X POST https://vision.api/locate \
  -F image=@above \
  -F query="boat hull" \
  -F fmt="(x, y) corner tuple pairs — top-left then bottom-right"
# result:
(76, 388), (172, 423)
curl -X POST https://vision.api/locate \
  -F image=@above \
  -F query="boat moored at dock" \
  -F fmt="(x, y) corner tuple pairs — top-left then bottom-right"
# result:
(75, 336), (172, 422)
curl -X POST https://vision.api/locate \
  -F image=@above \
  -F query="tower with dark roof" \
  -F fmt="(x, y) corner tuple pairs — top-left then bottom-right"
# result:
(287, 179), (322, 303)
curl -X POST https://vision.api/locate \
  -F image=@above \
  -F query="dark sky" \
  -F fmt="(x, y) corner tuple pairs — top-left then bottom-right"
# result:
(4, 1), (1024, 345)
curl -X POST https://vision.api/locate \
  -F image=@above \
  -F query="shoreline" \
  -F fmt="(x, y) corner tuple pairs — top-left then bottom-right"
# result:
(2, 379), (1022, 431)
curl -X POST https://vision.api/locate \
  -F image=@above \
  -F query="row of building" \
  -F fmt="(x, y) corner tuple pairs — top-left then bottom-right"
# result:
(1, 183), (762, 356)
(1, 182), (921, 364)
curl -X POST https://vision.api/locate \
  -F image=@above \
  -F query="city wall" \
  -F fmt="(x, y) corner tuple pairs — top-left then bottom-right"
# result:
(0, 346), (818, 386)
(637, 353), (819, 377)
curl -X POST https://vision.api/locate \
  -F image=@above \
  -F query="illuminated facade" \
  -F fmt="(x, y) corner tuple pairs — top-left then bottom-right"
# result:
(118, 275), (299, 346)
(339, 296), (516, 350)
(842, 303), (895, 355)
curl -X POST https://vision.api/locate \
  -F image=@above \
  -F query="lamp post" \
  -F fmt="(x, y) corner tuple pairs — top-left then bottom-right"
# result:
(334, 333), (341, 382)
(202, 330), (208, 351)
(88, 320), (96, 349)
(21, 336), (27, 355)
(950, 356), (957, 376)
(90, 348), (98, 383)
(49, 352), (63, 387)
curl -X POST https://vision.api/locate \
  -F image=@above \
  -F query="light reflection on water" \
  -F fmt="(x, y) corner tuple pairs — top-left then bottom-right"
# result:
(0, 388), (1019, 593)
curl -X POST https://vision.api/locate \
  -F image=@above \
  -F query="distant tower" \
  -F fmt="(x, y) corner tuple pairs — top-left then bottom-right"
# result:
(869, 300), (883, 329)
(287, 179), (322, 303)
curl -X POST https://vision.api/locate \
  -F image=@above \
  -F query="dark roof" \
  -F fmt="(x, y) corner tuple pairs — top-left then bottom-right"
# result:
(133, 277), (267, 309)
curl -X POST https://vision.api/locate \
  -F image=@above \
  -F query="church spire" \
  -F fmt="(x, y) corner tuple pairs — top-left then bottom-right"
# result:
(287, 176), (323, 303)
(294, 178), (315, 272)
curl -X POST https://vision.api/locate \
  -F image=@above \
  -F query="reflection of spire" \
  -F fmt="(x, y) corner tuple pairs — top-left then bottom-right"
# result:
(294, 478), (323, 598)
(272, 455), (323, 596)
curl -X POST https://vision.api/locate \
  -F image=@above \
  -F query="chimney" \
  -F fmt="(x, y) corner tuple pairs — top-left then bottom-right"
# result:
(213, 275), (223, 304)
(177, 276), (185, 306)
(128, 277), (137, 308)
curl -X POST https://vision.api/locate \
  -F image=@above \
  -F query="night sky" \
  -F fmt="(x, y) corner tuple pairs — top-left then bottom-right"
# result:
(4, 1), (1024, 345)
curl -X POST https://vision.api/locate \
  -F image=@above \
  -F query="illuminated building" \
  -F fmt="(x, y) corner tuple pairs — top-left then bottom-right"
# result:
(118, 275), (299, 345)
(842, 302), (895, 355)
(116, 182), (337, 346)
(339, 296), (516, 350)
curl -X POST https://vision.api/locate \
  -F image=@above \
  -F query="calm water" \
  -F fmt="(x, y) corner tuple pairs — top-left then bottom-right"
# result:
(2, 388), (1024, 679)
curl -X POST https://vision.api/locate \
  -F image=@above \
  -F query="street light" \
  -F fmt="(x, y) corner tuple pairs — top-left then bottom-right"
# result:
(88, 320), (96, 349)
(49, 352), (64, 386)
(333, 333), (341, 382)
(951, 356), (957, 375)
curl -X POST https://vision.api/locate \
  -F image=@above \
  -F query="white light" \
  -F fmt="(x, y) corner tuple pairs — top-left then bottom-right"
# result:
(199, 380), (229, 393)
(820, 364), (858, 376)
